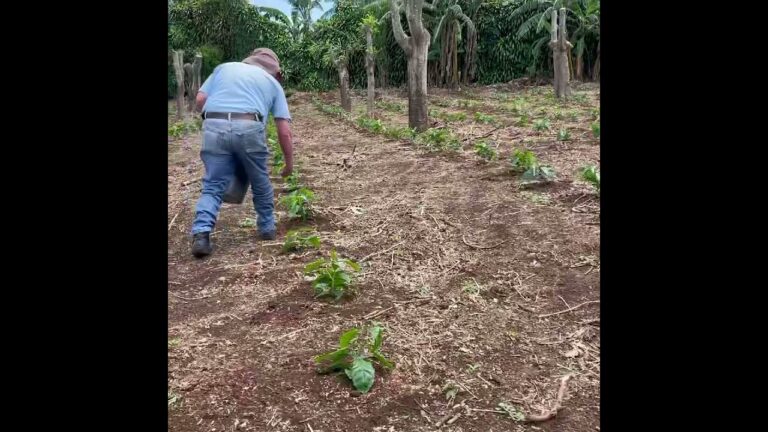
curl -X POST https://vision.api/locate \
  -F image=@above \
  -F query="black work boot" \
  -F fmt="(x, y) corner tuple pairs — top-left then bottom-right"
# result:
(259, 230), (276, 241)
(191, 232), (213, 258)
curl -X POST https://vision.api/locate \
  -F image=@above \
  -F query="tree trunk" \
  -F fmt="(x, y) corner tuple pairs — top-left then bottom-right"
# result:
(575, 53), (583, 81)
(438, 24), (448, 87)
(450, 23), (458, 89)
(338, 64), (352, 112)
(389, 0), (430, 131)
(187, 54), (203, 112)
(407, 39), (429, 130)
(462, 27), (477, 86)
(550, 8), (572, 99)
(172, 50), (185, 121)
(592, 40), (600, 80)
(365, 27), (376, 117)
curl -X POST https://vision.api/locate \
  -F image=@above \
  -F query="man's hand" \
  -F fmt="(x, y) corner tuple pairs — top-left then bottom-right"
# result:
(280, 164), (293, 178)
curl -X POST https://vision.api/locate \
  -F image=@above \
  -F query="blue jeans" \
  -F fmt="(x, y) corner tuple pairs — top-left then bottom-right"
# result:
(191, 119), (275, 235)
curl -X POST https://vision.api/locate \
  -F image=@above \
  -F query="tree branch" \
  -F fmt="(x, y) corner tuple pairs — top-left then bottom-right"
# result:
(389, 0), (411, 54)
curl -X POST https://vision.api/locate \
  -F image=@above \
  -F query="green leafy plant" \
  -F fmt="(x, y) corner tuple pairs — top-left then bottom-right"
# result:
(168, 120), (199, 139)
(551, 109), (564, 120)
(283, 228), (321, 253)
(474, 141), (497, 161)
(240, 217), (257, 228)
(533, 118), (551, 131)
(168, 390), (182, 409)
(415, 128), (461, 152)
(510, 149), (556, 184)
(580, 165), (600, 193)
(571, 93), (588, 103)
(376, 100), (404, 112)
(591, 121), (600, 138)
(280, 187), (315, 220)
(444, 111), (467, 122)
(557, 128), (571, 141)
(285, 168), (301, 190)
(458, 99), (478, 109)
(314, 325), (395, 393)
(474, 112), (496, 124)
(517, 112), (531, 127)
(356, 116), (385, 134)
(498, 402), (525, 421)
(591, 108), (600, 120)
(304, 250), (361, 300)
(384, 127), (417, 140)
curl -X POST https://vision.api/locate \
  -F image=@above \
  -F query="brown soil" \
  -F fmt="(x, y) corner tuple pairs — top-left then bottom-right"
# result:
(168, 84), (600, 432)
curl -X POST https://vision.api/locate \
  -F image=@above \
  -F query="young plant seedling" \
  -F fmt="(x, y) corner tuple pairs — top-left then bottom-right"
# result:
(314, 325), (395, 393)
(580, 165), (600, 194)
(591, 121), (600, 138)
(474, 140), (497, 161)
(474, 112), (496, 124)
(517, 112), (531, 127)
(415, 128), (461, 152)
(303, 250), (361, 300)
(356, 116), (384, 134)
(557, 128), (571, 141)
(280, 187), (315, 220)
(510, 149), (556, 185)
(283, 228), (321, 253)
(533, 118), (551, 131)
(240, 217), (257, 228)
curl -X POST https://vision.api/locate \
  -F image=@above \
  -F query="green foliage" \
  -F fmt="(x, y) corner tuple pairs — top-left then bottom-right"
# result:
(356, 116), (385, 133)
(580, 165), (600, 193)
(430, 109), (467, 122)
(510, 149), (538, 172)
(314, 324), (395, 393)
(376, 100), (404, 112)
(474, 140), (497, 161)
(240, 217), (257, 228)
(510, 149), (556, 184)
(557, 128), (571, 141)
(533, 118), (551, 131)
(517, 112), (531, 127)
(199, 44), (223, 81)
(474, 112), (496, 124)
(283, 228), (321, 253)
(384, 126), (417, 140)
(498, 402), (526, 421)
(280, 187), (315, 220)
(415, 128), (461, 152)
(168, 120), (201, 138)
(591, 121), (600, 138)
(285, 168), (301, 190)
(304, 250), (361, 300)
(168, 390), (182, 409)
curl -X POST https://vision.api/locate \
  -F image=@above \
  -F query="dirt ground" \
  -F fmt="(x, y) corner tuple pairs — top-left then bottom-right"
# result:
(168, 83), (600, 432)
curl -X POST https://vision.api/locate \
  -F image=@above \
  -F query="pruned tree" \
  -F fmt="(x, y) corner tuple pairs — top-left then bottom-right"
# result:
(550, 8), (572, 99)
(388, 0), (430, 131)
(324, 45), (352, 112)
(361, 14), (379, 117)
(186, 53), (203, 112)
(172, 50), (185, 120)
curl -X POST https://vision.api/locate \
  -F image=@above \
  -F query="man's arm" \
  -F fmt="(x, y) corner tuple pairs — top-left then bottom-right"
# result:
(275, 119), (293, 177)
(195, 91), (207, 112)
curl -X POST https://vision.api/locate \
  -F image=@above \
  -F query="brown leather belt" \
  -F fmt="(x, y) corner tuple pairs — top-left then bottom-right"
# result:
(204, 112), (263, 122)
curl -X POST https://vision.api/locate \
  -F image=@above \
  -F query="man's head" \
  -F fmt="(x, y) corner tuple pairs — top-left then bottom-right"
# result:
(243, 48), (283, 83)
